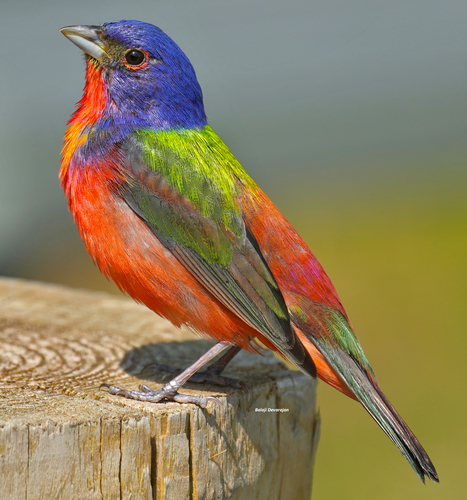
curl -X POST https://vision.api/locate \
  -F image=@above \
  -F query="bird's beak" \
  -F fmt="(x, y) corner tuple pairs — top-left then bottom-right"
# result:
(60, 25), (108, 62)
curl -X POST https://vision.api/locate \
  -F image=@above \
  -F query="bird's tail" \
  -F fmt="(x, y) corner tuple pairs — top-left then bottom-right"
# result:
(364, 372), (439, 483)
(339, 356), (438, 483)
(292, 307), (439, 483)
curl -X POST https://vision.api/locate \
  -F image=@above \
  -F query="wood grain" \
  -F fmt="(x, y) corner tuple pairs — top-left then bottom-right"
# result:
(0, 277), (319, 499)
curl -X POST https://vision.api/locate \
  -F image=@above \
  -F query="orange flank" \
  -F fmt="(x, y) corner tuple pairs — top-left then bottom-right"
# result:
(62, 159), (263, 352)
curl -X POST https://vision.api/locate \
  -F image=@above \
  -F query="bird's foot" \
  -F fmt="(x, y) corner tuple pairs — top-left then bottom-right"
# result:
(147, 362), (249, 392)
(100, 382), (221, 409)
(101, 342), (234, 408)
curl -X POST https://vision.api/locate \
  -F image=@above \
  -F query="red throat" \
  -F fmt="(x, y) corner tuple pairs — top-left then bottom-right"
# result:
(60, 59), (107, 186)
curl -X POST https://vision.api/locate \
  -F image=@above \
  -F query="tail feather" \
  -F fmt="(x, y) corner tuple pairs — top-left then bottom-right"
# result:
(369, 375), (439, 482)
(313, 335), (439, 483)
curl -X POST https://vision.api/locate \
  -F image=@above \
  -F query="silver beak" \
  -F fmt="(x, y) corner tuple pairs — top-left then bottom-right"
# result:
(60, 25), (107, 61)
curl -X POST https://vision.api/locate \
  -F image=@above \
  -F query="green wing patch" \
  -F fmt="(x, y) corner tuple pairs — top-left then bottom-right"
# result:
(134, 126), (255, 243)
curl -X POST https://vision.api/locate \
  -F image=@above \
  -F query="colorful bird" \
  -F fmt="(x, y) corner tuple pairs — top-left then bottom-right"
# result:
(60, 20), (438, 483)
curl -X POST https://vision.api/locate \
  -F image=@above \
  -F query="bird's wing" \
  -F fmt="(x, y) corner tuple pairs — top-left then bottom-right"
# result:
(119, 127), (316, 378)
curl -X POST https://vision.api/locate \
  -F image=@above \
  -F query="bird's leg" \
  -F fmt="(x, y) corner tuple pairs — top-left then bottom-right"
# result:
(101, 341), (232, 408)
(149, 345), (247, 390)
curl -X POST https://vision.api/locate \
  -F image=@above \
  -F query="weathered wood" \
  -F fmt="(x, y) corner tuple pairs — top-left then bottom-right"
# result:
(0, 277), (319, 499)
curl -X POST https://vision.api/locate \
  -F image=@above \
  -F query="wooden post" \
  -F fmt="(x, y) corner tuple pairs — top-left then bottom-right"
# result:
(0, 277), (319, 500)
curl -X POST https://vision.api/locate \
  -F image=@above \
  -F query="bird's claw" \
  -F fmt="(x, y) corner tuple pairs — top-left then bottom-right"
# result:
(100, 382), (221, 408)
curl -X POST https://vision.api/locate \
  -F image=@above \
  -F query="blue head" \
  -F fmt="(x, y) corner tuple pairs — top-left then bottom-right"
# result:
(62, 20), (207, 131)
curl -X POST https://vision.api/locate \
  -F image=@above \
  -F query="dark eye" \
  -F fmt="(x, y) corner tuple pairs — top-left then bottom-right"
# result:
(123, 49), (148, 68)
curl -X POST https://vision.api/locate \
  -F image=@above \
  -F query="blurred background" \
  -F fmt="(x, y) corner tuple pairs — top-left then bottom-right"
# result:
(1, 1), (466, 498)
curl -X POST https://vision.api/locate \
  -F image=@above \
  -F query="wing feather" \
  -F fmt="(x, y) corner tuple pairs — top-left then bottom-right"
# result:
(120, 131), (316, 377)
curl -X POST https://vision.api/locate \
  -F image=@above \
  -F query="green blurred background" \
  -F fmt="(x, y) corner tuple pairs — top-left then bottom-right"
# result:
(1, 1), (466, 498)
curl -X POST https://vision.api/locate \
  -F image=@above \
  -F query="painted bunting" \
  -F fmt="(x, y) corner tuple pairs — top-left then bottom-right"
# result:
(60, 20), (438, 483)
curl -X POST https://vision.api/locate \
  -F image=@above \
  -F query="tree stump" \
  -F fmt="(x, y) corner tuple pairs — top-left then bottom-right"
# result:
(0, 277), (320, 500)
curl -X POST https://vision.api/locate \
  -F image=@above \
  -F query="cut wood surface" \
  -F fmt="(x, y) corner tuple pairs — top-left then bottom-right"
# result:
(0, 277), (319, 500)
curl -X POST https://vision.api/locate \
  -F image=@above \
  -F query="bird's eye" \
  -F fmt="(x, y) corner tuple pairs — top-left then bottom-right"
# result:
(123, 49), (148, 69)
